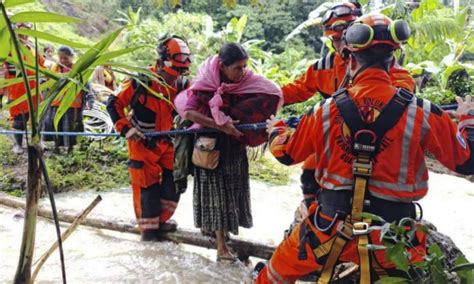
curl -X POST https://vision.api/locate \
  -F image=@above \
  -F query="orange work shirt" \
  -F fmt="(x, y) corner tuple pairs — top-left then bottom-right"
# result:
(270, 68), (472, 202)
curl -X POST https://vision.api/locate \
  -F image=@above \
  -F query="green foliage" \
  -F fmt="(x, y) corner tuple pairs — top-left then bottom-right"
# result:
(417, 87), (456, 105)
(10, 11), (81, 24)
(0, 134), (17, 167)
(400, 0), (474, 98)
(452, 255), (474, 283)
(280, 96), (321, 119)
(117, 9), (312, 90)
(14, 28), (91, 48)
(0, 134), (25, 196)
(45, 139), (130, 192)
(249, 154), (289, 185)
(369, 217), (474, 283)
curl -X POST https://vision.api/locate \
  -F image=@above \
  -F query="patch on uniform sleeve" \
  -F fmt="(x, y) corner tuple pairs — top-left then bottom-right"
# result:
(457, 131), (467, 149)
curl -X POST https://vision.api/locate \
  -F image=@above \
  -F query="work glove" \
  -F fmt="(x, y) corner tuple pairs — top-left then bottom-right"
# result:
(266, 115), (285, 134)
(125, 127), (145, 141)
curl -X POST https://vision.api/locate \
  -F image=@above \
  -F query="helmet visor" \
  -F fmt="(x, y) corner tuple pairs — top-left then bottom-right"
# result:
(171, 53), (193, 64)
(324, 20), (350, 32)
(322, 5), (361, 25)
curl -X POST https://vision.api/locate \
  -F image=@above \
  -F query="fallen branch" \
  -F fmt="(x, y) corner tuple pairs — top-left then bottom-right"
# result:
(31, 195), (102, 282)
(0, 193), (275, 260)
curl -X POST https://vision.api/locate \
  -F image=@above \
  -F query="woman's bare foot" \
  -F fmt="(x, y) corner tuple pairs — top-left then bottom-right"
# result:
(216, 250), (237, 263)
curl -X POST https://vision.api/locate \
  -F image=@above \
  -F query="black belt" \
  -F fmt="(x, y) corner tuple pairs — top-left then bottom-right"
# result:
(314, 190), (418, 232)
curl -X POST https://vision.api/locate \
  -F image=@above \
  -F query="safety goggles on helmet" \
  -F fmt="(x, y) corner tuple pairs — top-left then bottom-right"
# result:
(171, 53), (193, 64)
(344, 18), (411, 51)
(324, 20), (351, 33)
(322, 4), (361, 25)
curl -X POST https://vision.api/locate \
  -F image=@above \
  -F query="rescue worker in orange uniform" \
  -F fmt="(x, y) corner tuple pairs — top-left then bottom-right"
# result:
(107, 35), (192, 241)
(281, 2), (416, 209)
(42, 46), (94, 154)
(257, 14), (474, 283)
(1, 22), (45, 154)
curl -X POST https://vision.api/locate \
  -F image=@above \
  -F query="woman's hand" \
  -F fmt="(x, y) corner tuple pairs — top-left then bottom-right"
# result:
(218, 120), (244, 137)
(450, 96), (474, 118)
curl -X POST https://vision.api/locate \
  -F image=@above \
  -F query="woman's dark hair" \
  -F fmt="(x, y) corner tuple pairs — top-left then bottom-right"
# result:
(218, 43), (248, 66)
(43, 44), (54, 53)
(58, 46), (74, 57)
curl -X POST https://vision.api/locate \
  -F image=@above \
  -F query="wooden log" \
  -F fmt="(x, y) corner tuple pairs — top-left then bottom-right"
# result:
(0, 193), (276, 260)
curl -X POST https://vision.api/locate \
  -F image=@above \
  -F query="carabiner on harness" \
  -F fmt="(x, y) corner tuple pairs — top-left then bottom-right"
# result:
(399, 217), (417, 243)
(314, 206), (339, 233)
(352, 222), (383, 236)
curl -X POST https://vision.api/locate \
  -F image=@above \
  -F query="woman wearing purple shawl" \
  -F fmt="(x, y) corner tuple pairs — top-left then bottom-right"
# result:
(175, 43), (282, 262)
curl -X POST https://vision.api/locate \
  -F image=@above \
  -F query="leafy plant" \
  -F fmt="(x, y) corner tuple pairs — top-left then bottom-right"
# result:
(0, 1), (150, 282)
(359, 213), (474, 283)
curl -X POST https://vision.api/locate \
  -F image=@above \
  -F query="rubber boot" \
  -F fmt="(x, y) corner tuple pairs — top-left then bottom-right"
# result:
(140, 230), (162, 242)
(251, 261), (267, 280)
(159, 219), (178, 233)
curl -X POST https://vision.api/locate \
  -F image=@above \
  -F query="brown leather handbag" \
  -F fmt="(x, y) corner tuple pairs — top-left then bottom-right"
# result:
(192, 136), (220, 170)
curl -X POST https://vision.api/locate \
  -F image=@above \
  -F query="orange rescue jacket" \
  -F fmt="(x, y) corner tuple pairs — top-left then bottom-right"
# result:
(281, 52), (416, 105)
(3, 45), (44, 117)
(108, 66), (182, 136)
(270, 68), (473, 202)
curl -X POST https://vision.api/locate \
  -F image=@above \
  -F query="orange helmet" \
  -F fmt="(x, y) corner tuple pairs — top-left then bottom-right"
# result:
(322, 2), (362, 39)
(343, 14), (411, 52)
(157, 35), (192, 76)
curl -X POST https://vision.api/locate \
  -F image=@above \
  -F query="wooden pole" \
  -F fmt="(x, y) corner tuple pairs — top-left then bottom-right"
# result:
(0, 193), (275, 260)
(31, 195), (102, 282)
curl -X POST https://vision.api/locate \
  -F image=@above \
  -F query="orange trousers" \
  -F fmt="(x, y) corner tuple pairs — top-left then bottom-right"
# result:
(256, 204), (426, 283)
(128, 139), (180, 231)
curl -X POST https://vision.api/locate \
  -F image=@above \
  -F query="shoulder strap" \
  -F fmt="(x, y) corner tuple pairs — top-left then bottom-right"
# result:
(333, 88), (414, 158)
(176, 76), (189, 94)
(130, 75), (152, 109)
(369, 88), (414, 142)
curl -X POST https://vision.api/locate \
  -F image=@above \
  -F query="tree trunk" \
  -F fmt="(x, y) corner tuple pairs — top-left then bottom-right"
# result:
(13, 145), (43, 284)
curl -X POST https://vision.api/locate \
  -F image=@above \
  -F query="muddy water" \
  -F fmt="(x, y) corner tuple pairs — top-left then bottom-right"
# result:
(0, 172), (472, 283)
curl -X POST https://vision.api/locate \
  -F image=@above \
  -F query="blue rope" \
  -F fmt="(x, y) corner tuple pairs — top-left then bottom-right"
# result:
(0, 103), (459, 138)
(439, 104), (457, 111)
(0, 122), (268, 138)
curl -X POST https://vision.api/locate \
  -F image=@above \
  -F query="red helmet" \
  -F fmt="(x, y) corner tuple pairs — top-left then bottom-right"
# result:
(322, 2), (361, 39)
(157, 35), (192, 77)
(343, 14), (411, 52)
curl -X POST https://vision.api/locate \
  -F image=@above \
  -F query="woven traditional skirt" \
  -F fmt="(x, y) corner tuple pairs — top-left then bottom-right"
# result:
(42, 106), (84, 147)
(193, 137), (253, 235)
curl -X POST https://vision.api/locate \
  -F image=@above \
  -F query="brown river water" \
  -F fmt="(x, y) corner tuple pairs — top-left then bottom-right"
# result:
(1, 172), (473, 283)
